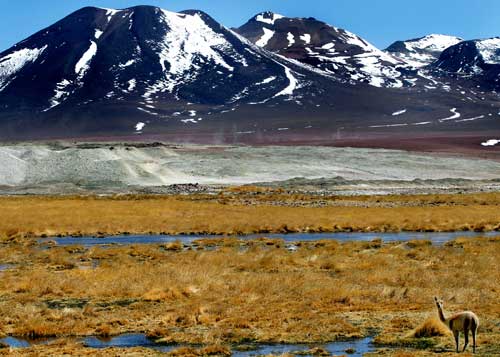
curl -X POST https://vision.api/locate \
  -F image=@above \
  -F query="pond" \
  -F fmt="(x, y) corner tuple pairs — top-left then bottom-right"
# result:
(1, 334), (375, 356)
(0, 336), (55, 348)
(0, 264), (13, 272)
(38, 231), (498, 247)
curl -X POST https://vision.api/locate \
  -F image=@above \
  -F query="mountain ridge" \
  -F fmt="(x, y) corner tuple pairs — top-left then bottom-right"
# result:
(0, 6), (498, 153)
(385, 34), (463, 67)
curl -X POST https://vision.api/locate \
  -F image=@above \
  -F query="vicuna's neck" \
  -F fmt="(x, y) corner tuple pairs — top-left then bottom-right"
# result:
(437, 305), (447, 323)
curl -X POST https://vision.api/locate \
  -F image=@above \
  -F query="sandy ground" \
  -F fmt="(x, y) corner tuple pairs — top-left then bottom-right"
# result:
(0, 143), (499, 195)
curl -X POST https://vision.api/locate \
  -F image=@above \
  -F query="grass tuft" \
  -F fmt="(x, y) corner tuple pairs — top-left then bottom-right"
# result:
(410, 317), (450, 338)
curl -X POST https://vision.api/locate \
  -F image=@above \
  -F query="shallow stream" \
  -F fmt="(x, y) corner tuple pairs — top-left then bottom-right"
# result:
(0, 334), (375, 356)
(38, 231), (498, 248)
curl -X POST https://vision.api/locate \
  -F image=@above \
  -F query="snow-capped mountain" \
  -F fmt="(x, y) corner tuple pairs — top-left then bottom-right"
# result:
(431, 38), (500, 90)
(235, 12), (413, 88)
(0, 6), (498, 152)
(0, 6), (341, 138)
(0, 7), (310, 112)
(385, 34), (463, 67)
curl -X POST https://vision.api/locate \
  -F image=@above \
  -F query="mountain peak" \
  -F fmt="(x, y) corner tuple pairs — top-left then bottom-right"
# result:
(410, 34), (463, 51)
(434, 36), (500, 74)
(385, 34), (463, 67)
(474, 37), (500, 64)
(253, 11), (285, 25)
(236, 13), (408, 88)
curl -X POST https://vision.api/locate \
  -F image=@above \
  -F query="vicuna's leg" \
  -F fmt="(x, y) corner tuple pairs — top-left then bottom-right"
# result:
(463, 318), (470, 352)
(463, 327), (470, 352)
(453, 330), (460, 353)
(472, 326), (477, 353)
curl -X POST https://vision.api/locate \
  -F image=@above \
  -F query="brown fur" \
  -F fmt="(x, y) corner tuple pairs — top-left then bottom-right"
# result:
(434, 297), (480, 353)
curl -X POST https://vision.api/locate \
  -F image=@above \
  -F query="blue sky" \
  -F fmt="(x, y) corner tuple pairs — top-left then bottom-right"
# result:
(1, 0), (498, 51)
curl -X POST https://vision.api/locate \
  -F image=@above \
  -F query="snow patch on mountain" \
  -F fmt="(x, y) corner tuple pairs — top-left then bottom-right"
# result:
(354, 53), (402, 87)
(155, 10), (237, 92)
(274, 66), (299, 97)
(127, 79), (137, 92)
(256, 76), (276, 85)
(392, 109), (407, 116)
(481, 139), (500, 147)
(229, 87), (250, 103)
(94, 29), (103, 39)
(321, 43), (335, 50)
(456, 115), (485, 122)
(45, 79), (72, 111)
(305, 48), (319, 56)
(282, 29), (403, 87)
(181, 118), (199, 124)
(476, 38), (500, 64)
(75, 41), (97, 78)
(256, 13), (284, 25)
(387, 34), (463, 67)
(300, 34), (311, 44)
(287, 33), (295, 47)
(439, 108), (461, 122)
(105, 8), (121, 22)
(407, 34), (462, 53)
(119, 59), (137, 68)
(0, 46), (47, 91)
(256, 28), (275, 47)
(370, 123), (408, 128)
(135, 122), (145, 131)
(342, 30), (391, 59)
(321, 30), (405, 87)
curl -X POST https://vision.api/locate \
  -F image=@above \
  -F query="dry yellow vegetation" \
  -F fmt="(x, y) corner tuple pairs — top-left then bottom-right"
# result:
(0, 236), (499, 356)
(0, 192), (499, 355)
(0, 192), (499, 239)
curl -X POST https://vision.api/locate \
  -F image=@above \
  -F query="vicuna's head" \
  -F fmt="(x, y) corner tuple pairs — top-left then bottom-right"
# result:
(434, 296), (444, 309)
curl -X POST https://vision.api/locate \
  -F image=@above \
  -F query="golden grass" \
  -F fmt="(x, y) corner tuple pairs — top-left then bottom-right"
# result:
(410, 317), (450, 338)
(2, 341), (160, 357)
(0, 191), (498, 355)
(0, 236), (499, 355)
(166, 345), (231, 356)
(0, 192), (499, 239)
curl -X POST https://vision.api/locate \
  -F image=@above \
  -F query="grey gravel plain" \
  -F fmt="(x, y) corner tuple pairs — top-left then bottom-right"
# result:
(0, 143), (499, 195)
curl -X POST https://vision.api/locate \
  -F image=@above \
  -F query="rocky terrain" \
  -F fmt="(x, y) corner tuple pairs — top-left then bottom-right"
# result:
(0, 143), (499, 195)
